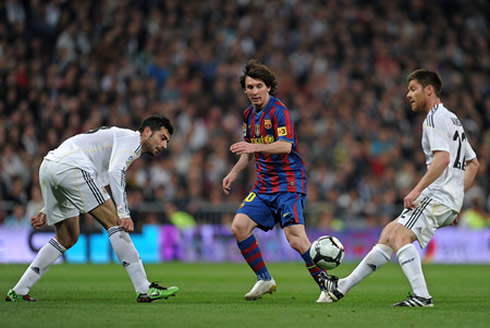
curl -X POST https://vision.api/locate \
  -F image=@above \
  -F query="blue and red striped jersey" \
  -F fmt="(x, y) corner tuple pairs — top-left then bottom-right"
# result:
(242, 96), (307, 195)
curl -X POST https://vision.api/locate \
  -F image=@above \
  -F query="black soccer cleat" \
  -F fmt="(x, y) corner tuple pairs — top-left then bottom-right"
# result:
(392, 293), (433, 307)
(319, 272), (344, 302)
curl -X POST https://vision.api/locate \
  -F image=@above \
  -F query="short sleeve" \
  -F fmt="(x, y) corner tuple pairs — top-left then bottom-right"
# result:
(274, 108), (294, 143)
(464, 136), (477, 161)
(424, 123), (450, 153)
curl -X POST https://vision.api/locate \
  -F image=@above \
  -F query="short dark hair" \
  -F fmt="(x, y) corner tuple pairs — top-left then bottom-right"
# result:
(407, 69), (443, 97)
(240, 59), (278, 96)
(138, 115), (174, 135)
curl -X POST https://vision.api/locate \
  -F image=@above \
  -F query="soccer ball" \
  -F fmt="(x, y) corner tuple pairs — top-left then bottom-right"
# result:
(310, 235), (344, 270)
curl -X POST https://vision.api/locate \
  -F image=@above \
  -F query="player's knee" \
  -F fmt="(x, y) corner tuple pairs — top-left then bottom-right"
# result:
(287, 237), (301, 252)
(392, 235), (414, 252)
(231, 221), (247, 240)
(287, 235), (308, 253)
(56, 234), (79, 249)
(383, 226), (415, 251)
(379, 221), (397, 245)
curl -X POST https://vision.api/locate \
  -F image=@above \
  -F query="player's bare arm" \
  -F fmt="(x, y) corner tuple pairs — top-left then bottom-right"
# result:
(230, 140), (292, 155)
(404, 150), (450, 209)
(223, 154), (252, 194)
(463, 157), (479, 192)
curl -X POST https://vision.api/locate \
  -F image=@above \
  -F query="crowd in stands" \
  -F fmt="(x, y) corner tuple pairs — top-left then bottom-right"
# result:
(0, 0), (488, 230)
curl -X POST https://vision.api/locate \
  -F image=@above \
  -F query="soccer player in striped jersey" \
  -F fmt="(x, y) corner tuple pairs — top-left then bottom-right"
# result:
(6, 115), (179, 303)
(322, 69), (479, 307)
(222, 59), (330, 303)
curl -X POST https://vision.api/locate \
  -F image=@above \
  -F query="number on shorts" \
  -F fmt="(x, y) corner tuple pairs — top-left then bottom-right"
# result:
(244, 192), (256, 202)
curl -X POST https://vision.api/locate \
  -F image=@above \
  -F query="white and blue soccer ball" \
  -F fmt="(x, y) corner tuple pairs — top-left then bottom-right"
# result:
(310, 235), (344, 270)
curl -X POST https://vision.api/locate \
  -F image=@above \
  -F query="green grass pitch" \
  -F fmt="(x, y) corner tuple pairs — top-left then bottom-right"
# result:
(1, 262), (489, 328)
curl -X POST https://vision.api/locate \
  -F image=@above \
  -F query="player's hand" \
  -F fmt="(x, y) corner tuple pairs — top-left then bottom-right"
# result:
(31, 212), (47, 230)
(404, 189), (421, 209)
(222, 172), (236, 195)
(230, 142), (255, 155)
(451, 214), (460, 226)
(120, 218), (134, 232)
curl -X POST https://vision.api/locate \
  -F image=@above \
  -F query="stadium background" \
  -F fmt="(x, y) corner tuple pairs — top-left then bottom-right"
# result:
(0, 0), (488, 264)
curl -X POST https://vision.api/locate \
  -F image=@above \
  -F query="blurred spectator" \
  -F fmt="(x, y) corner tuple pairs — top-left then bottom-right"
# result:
(3, 201), (30, 228)
(0, 0), (488, 228)
(166, 202), (196, 229)
(25, 186), (43, 220)
(317, 207), (345, 232)
(459, 199), (490, 229)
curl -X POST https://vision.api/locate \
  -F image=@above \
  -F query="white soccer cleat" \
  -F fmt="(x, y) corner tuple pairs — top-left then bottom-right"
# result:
(315, 290), (333, 303)
(244, 278), (277, 301)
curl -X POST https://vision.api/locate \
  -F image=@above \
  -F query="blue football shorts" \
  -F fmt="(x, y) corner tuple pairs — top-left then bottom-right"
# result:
(236, 192), (306, 231)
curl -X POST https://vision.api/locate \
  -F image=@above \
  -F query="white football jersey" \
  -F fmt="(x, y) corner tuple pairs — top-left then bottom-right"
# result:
(44, 127), (142, 218)
(421, 104), (476, 211)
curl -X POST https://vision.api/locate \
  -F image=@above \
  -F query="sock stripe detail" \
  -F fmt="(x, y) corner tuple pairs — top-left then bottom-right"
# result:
(49, 238), (66, 253)
(108, 226), (124, 237)
(237, 235), (271, 280)
(252, 261), (266, 272)
(246, 251), (262, 264)
(302, 248), (326, 288)
(241, 242), (259, 256)
(309, 266), (323, 275)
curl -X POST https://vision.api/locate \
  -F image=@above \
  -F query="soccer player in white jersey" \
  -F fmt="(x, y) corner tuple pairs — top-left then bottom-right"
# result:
(6, 115), (179, 303)
(321, 69), (479, 307)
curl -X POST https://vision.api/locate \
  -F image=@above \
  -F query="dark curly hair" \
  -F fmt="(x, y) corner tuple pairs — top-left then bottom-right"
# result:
(239, 59), (278, 96)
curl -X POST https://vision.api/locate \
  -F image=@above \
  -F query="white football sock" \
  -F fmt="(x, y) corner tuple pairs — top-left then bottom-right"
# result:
(108, 226), (150, 294)
(13, 238), (66, 295)
(396, 244), (431, 298)
(339, 244), (392, 294)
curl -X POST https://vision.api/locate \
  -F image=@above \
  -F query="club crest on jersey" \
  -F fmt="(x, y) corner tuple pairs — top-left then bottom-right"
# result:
(255, 124), (260, 136)
(242, 123), (247, 137)
(277, 126), (287, 136)
(265, 135), (275, 144)
(264, 119), (272, 129)
(125, 155), (135, 167)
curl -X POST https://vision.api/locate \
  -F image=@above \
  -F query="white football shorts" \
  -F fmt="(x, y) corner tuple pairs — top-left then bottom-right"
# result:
(396, 195), (458, 249)
(39, 159), (110, 225)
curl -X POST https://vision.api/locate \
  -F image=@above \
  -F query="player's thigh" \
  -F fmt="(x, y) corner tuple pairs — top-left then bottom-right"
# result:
(396, 196), (456, 248)
(231, 213), (259, 239)
(57, 167), (111, 214)
(89, 199), (119, 230)
(236, 192), (275, 231)
(378, 212), (418, 251)
(40, 160), (80, 225)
